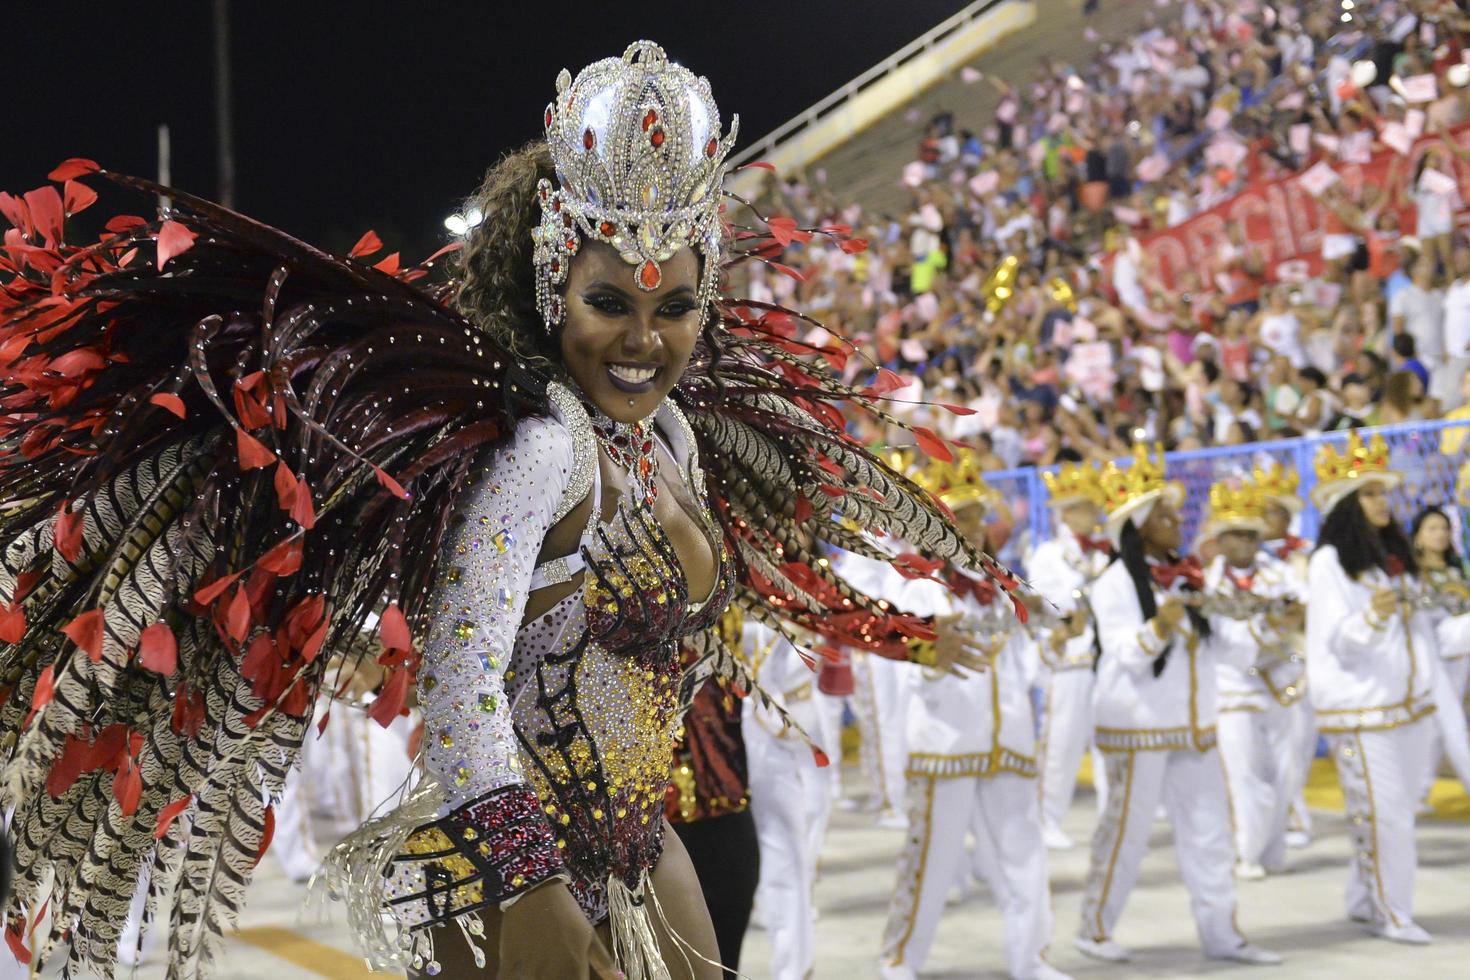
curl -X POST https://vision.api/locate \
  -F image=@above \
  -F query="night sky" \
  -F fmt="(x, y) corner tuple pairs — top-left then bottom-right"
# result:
(10, 0), (969, 257)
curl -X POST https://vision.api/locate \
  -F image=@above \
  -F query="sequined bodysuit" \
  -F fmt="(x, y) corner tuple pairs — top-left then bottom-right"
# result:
(385, 395), (732, 929)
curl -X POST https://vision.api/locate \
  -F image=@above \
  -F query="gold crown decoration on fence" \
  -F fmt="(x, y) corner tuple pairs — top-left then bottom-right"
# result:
(1252, 459), (1303, 512)
(1099, 443), (1185, 545)
(1202, 478), (1269, 538)
(910, 447), (997, 511)
(1043, 460), (1106, 508)
(1310, 429), (1403, 514)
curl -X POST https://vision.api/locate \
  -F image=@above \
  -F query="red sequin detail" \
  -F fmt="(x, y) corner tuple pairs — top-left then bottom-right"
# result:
(583, 128), (595, 150)
(705, 137), (718, 157)
(650, 128), (665, 148)
(642, 109), (658, 131)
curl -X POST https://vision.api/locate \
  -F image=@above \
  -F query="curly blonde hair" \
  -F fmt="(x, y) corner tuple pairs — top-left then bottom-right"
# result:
(450, 142), (559, 379)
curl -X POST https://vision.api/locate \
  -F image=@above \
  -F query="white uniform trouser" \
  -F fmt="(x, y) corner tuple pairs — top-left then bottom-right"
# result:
(270, 761), (321, 882)
(747, 712), (826, 980)
(1423, 656), (1470, 797)
(1079, 748), (1244, 954)
(1217, 706), (1299, 868)
(1281, 702), (1317, 840)
(1328, 719), (1433, 928)
(854, 656), (910, 814)
(881, 771), (1053, 979)
(1038, 667), (1107, 827)
(813, 688), (847, 803)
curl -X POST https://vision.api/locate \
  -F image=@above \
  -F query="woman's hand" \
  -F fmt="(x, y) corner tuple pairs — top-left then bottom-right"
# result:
(1270, 600), (1306, 633)
(500, 880), (622, 979)
(1370, 587), (1399, 622)
(931, 614), (995, 676)
(1154, 598), (1188, 635)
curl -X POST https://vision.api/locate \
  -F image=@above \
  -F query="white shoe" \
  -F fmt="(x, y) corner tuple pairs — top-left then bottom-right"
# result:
(1371, 920), (1432, 944)
(1234, 860), (1267, 881)
(837, 795), (880, 813)
(1074, 936), (1132, 962)
(1042, 823), (1074, 850)
(1284, 830), (1311, 849)
(1017, 963), (1074, 980)
(877, 808), (908, 830)
(878, 964), (917, 980)
(1207, 942), (1283, 965)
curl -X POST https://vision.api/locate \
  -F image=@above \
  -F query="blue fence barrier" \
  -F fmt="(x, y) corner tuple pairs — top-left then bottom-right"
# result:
(983, 418), (1470, 576)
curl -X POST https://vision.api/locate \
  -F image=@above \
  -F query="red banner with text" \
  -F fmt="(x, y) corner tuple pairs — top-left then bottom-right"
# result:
(1129, 122), (1470, 294)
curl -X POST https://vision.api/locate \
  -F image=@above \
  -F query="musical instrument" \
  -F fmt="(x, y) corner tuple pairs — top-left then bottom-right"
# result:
(1190, 589), (1301, 622)
(1397, 573), (1470, 616)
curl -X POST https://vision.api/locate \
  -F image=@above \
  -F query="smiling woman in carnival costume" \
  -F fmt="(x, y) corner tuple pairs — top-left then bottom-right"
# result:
(0, 42), (1016, 979)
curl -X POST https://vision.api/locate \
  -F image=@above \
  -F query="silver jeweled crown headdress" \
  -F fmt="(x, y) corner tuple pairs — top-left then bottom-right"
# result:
(532, 41), (738, 330)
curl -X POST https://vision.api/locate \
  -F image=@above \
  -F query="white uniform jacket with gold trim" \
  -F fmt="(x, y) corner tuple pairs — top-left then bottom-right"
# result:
(1206, 554), (1307, 713)
(1091, 559), (1251, 753)
(898, 570), (1037, 779)
(1305, 546), (1470, 732)
(1026, 529), (1111, 671)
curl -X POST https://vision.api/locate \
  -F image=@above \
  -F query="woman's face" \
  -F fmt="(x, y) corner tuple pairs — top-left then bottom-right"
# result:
(1416, 512), (1452, 556)
(560, 242), (703, 423)
(1140, 497), (1182, 552)
(1357, 482), (1393, 529)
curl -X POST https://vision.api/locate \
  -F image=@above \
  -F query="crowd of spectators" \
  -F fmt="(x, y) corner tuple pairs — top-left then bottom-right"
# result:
(744, 0), (1470, 471)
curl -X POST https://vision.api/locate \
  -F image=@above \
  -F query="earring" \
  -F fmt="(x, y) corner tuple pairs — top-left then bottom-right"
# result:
(628, 398), (635, 408)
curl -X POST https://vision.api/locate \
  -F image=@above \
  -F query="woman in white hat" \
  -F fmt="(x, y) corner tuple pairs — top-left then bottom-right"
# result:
(1027, 463), (1112, 850)
(1075, 446), (1279, 967)
(1254, 461), (1316, 848)
(1306, 432), (1452, 944)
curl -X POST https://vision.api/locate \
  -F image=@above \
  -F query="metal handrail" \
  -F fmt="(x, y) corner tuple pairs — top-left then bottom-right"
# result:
(727, 0), (1011, 169)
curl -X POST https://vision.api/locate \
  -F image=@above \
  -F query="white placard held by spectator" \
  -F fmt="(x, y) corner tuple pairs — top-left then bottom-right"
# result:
(1299, 160), (1341, 197)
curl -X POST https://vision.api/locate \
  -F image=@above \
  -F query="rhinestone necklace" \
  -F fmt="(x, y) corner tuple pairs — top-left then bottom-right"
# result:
(591, 412), (659, 508)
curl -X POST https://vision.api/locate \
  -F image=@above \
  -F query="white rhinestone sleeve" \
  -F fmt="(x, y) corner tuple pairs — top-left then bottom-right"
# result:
(418, 414), (575, 815)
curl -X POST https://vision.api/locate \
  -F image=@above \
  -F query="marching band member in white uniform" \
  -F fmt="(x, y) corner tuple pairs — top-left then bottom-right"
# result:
(1409, 506), (1470, 803)
(1199, 479), (1308, 880)
(1027, 463), (1112, 850)
(1256, 461), (1316, 848)
(744, 618), (836, 980)
(1306, 431), (1470, 944)
(1075, 446), (1279, 967)
(833, 545), (913, 827)
(879, 453), (1066, 980)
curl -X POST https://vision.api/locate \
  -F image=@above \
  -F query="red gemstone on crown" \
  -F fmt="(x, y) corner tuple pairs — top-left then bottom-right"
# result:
(599, 221), (616, 237)
(544, 108), (553, 127)
(706, 138), (718, 157)
(552, 198), (561, 211)
(583, 128), (595, 150)
(643, 109), (657, 131)
(638, 261), (661, 289)
(565, 238), (577, 251)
